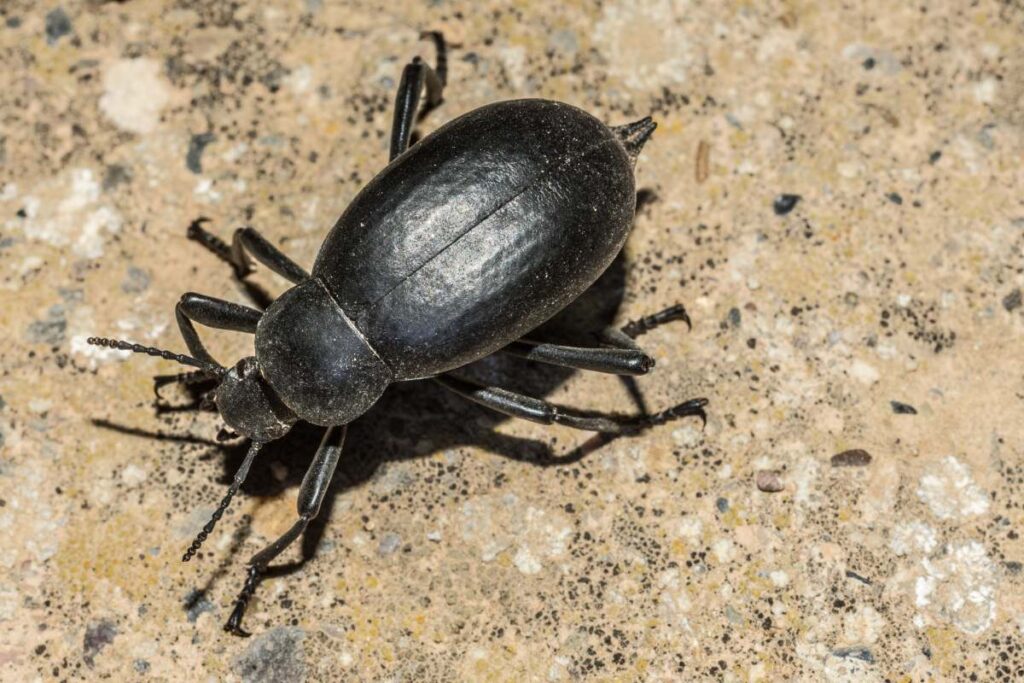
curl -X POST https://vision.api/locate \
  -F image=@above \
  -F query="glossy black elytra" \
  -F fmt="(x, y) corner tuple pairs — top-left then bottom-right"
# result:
(88, 33), (708, 636)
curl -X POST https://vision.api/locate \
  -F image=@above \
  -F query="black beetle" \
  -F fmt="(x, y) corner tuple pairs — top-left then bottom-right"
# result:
(89, 33), (707, 636)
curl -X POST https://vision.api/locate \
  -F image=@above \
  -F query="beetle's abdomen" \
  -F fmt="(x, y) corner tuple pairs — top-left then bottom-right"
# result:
(313, 99), (638, 379)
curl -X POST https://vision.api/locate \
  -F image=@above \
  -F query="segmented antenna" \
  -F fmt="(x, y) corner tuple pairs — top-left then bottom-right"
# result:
(182, 441), (263, 562)
(87, 337), (223, 376)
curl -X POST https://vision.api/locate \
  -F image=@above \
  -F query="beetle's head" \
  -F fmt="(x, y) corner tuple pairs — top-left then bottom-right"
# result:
(85, 336), (296, 443)
(213, 356), (297, 442)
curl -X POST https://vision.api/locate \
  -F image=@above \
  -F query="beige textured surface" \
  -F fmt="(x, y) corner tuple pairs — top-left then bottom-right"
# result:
(2, 1), (1024, 680)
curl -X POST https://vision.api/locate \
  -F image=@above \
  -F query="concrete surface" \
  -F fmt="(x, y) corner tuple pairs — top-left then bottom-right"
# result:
(1, 0), (1023, 680)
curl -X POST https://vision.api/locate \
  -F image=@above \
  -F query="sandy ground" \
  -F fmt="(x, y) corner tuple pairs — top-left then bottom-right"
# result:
(1, 0), (1023, 680)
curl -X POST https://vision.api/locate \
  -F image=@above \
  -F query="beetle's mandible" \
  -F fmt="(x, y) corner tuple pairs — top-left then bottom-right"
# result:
(88, 32), (708, 636)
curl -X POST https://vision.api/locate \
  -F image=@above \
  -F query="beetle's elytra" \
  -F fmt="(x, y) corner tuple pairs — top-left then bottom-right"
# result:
(88, 32), (708, 636)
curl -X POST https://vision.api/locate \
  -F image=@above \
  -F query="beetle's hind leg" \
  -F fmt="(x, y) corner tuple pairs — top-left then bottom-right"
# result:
(186, 217), (310, 284)
(434, 374), (707, 434)
(389, 31), (447, 161)
(224, 425), (346, 637)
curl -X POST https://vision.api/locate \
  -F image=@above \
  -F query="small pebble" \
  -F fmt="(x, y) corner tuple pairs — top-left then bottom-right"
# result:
(755, 470), (785, 492)
(890, 401), (917, 415)
(832, 646), (875, 663)
(773, 193), (801, 216)
(727, 307), (741, 327)
(831, 449), (873, 467)
(83, 620), (117, 666)
(378, 532), (402, 556)
(121, 266), (150, 294)
(45, 8), (72, 45)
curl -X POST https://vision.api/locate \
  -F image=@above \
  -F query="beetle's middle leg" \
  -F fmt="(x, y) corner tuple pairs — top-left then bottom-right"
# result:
(224, 425), (346, 637)
(186, 217), (310, 284)
(497, 305), (692, 376)
(434, 374), (707, 434)
(389, 31), (447, 161)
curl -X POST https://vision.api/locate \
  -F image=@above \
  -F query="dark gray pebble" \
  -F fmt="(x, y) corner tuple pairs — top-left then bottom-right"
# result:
(45, 8), (72, 45)
(1003, 288), (1022, 313)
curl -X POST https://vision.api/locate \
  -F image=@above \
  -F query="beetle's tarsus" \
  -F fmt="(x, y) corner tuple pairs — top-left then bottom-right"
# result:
(621, 303), (692, 337)
(419, 30), (448, 87)
(653, 397), (709, 430)
(186, 216), (235, 269)
(224, 565), (262, 637)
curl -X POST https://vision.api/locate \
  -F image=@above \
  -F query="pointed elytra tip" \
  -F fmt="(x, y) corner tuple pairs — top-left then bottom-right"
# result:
(611, 116), (658, 163)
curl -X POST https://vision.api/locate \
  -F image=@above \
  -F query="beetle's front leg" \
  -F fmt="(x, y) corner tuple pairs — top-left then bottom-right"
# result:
(175, 292), (263, 367)
(224, 425), (347, 637)
(186, 217), (310, 284)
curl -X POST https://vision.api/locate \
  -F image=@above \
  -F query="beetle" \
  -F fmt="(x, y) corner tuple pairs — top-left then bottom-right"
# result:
(88, 33), (708, 636)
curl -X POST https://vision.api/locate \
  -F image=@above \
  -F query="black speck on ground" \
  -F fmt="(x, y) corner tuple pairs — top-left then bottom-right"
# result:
(773, 194), (801, 216)
(845, 569), (873, 585)
(890, 401), (917, 415)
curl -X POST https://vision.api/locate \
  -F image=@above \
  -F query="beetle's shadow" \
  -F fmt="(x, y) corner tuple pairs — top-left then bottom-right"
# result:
(226, 245), (637, 568)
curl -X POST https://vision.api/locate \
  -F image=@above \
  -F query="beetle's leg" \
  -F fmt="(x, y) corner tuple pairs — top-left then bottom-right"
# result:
(176, 292), (263, 367)
(389, 31), (447, 161)
(230, 227), (310, 283)
(497, 305), (691, 376)
(435, 374), (707, 433)
(500, 339), (655, 376)
(224, 425), (347, 637)
(618, 304), (692, 339)
(186, 217), (309, 284)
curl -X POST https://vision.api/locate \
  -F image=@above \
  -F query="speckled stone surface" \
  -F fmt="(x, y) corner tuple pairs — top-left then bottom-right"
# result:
(2, 1), (1023, 680)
